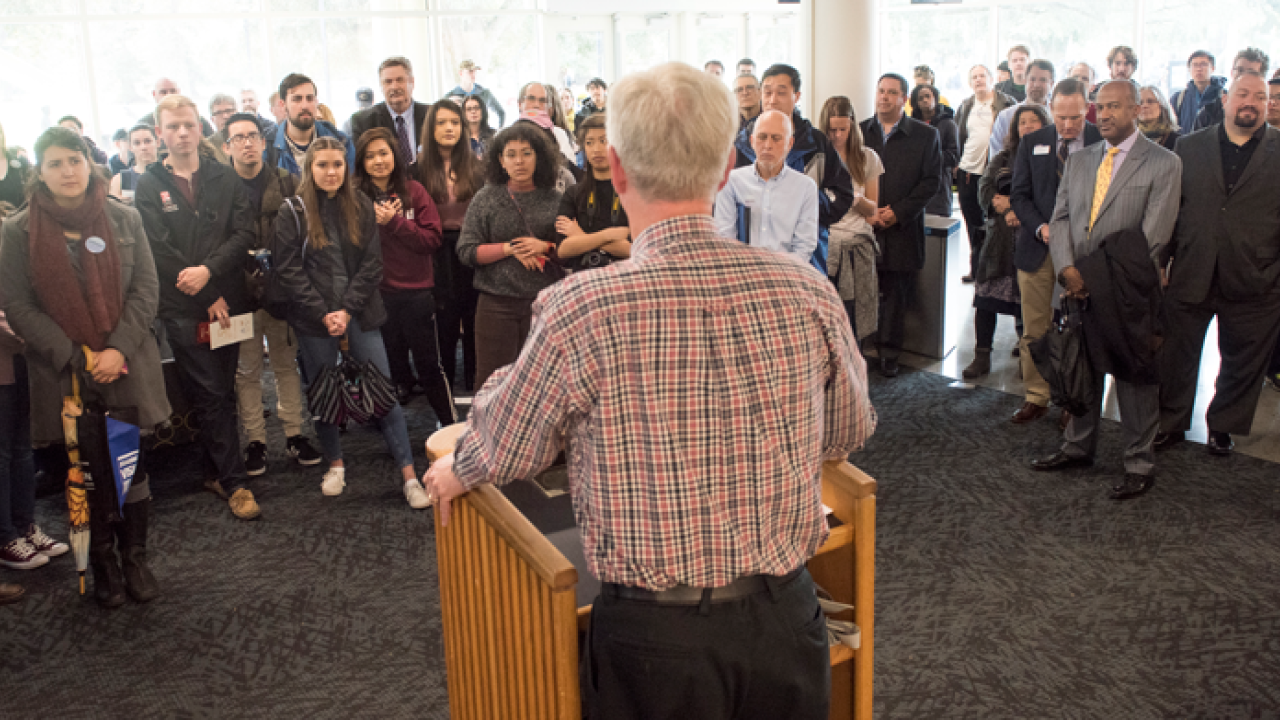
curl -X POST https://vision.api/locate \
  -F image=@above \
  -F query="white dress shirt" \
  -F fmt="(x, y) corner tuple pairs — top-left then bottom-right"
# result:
(714, 164), (820, 265)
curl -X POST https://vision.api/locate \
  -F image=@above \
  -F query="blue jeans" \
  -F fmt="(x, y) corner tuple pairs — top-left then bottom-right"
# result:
(295, 319), (415, 471)
(0, 357), (36, 544)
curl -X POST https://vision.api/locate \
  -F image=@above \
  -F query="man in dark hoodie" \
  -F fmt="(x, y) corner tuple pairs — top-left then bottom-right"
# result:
(135, 94), (260, 521)
(574, 77), (607, 129)
(1170, 50), (1225, 133)
(1192, 48), (1269, 130)
(735, 63), (854, 274)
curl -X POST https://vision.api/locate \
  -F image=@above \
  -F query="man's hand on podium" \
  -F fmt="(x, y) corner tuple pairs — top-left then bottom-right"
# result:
(424, 454), (466, 527)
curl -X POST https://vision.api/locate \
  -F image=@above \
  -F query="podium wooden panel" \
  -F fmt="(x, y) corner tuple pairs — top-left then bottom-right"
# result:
(427, 425), (875, 720)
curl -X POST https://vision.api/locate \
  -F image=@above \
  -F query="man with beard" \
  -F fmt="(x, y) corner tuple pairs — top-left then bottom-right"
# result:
(348, 57), (430, 164)
(263, 73), (353, 176)
(1155, 72), (1280, 457)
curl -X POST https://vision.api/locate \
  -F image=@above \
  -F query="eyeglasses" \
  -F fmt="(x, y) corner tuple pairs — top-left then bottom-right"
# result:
(212, 108), (236, 118)
(522, 95), (548, 105)
(229, 132), (262, 146)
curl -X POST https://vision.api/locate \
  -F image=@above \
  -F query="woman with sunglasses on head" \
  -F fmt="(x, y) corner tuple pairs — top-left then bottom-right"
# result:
(353, 127), (456, 430)
(0, 127), (171, 607)
(272, 137), (430, 509)
(418, 101), (486, 394)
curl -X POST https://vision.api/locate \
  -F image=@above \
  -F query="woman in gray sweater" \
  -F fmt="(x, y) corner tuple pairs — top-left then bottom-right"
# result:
(457, 123), (565, 388)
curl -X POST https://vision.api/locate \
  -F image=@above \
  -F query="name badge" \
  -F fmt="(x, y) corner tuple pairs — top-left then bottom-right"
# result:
(1034, 144), (1051, 155)
(160, 190), (180, 213)
(405, 209), (414, 221)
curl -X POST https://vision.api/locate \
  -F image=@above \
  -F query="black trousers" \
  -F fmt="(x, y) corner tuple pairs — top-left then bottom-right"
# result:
(956, 169), (986, 276)
(161, 317), (247, 490)
(474, 293), (534, 390)
(380, 288), (457, 428)
(582, 568), (830, 720)
(877, 269), (916, 360)
(1159, 286), (1280, 436)
(434, 230), (478, 392)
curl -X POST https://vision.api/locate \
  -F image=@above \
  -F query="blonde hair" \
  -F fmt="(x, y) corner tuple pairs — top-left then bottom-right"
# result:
(154, 94), (200, 127)
(608, 62), (736, 203)
(317, 103), (336, 124)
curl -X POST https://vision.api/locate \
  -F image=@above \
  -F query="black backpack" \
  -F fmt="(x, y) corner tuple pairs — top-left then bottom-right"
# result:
(262, 196), (309, 320)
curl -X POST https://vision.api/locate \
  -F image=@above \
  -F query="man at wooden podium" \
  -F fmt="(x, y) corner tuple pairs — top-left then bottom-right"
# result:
(425, 61), (876, 720)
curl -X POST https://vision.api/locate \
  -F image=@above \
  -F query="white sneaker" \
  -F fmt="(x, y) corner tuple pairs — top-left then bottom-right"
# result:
(26, 525), (69, 558)
(404, 479), (432, 509)
(321, 467), (346, 496)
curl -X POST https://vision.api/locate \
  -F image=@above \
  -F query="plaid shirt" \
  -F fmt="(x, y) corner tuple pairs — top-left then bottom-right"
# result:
(451, 214), (876, 591)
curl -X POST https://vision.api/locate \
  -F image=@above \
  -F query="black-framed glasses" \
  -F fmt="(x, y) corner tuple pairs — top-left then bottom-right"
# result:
(229, 132), (262, 146)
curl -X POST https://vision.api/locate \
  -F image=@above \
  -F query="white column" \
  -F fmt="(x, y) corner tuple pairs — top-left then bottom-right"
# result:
(808, 0), (879, 123)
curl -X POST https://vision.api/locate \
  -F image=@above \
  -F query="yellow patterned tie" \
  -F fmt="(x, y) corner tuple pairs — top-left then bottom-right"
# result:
(1088, 147), (1121, 234)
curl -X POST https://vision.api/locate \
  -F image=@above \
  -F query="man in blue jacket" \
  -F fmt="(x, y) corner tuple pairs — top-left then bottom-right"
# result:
(735, 64), (854, 275)
(262, 73), (354, 176)
(1170, 51), (1225, 133)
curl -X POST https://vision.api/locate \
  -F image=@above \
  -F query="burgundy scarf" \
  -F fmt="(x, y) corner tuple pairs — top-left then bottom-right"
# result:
(27, 179), (122, 352)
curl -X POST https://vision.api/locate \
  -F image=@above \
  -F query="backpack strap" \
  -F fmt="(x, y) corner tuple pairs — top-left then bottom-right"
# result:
(284, 196), (310, 260)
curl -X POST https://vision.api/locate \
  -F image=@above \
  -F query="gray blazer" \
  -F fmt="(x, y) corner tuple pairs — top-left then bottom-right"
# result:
(1167, 125), (1280, 304)
(0, 200), (171, 446)
(1049, 131), (1181, 277)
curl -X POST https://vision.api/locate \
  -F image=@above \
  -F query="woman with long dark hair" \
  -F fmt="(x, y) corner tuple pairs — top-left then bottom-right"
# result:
(418, 101), (485, 394)
(0, 127), (170, 607)
(555, 114), (630, 270)
(819, 96), (884, 341)
(457, 123), (564, 389)
(354, 128), (456, 428)
(272, 136), (430, 508)
(463, 96), (495, 158)
(963, 104), (1047, 379)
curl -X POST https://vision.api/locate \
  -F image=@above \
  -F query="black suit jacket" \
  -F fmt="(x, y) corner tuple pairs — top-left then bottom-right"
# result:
(1009, 123), (1103, 273)
(860, 116), (942, 272)
(347, 101), (431, 160)
(1167, 125), (1280, 303)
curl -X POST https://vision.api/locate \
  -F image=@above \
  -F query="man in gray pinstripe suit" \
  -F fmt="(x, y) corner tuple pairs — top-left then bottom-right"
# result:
(1030, 81), (1181, 500)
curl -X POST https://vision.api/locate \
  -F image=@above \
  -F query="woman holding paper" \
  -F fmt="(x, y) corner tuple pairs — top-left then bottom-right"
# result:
(0, 126), (170, 608)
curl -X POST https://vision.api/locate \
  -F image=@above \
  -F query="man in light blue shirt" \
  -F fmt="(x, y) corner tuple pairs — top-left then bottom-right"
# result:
(715, 110), (819, 265)
(989, 59), (1055, 160)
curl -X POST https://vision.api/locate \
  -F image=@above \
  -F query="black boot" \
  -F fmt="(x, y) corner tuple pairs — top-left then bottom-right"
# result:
(89, 510), (125, 609)
(117, 499), (160, 603)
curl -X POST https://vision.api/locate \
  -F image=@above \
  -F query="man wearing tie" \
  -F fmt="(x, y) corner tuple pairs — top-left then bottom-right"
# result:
(1156, 72), (1280, 456)
(1032, 81), (1181, 500)
(348, 57), (430, 164)
(1009, 79), (1103, 424)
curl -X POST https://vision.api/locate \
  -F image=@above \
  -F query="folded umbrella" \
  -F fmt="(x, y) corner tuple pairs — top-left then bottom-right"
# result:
(61, 378), (89, 595)
(305, 337), (397, 426)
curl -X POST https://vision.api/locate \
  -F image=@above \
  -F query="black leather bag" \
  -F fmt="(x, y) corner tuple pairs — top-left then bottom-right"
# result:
(1029, 297), (1097, 417)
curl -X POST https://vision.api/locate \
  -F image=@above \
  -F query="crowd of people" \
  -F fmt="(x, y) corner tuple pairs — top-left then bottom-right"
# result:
(0, 41), (1278, 615)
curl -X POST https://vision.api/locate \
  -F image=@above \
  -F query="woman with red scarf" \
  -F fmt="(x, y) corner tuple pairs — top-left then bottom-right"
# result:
(0, 127), (170, 609)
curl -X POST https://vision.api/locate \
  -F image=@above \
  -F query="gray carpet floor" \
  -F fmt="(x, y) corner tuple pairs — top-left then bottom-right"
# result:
(1, 367), (1278, 718)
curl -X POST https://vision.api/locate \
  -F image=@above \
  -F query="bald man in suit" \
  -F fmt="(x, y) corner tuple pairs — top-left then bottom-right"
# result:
(1032, 81), (1181, 500)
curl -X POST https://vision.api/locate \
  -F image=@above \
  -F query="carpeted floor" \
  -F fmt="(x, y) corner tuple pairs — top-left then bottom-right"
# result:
(1, 366), (1278, 718)
(859, 369), (1280, 719)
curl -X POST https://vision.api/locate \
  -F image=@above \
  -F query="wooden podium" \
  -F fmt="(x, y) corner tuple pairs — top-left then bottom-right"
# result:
(427, 424), (876, 720)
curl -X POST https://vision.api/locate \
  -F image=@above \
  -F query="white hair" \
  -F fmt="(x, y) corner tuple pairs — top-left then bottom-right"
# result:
(608, 62), (737, 203)
(754, 109), (793, 138)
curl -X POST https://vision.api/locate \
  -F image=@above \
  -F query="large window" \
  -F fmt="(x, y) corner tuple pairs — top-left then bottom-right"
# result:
(0, 4), (802, 154)
(881, 0), (1280, 115)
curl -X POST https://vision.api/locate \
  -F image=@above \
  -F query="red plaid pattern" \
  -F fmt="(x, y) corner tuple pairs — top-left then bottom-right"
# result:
(451, 214), (876, 590)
